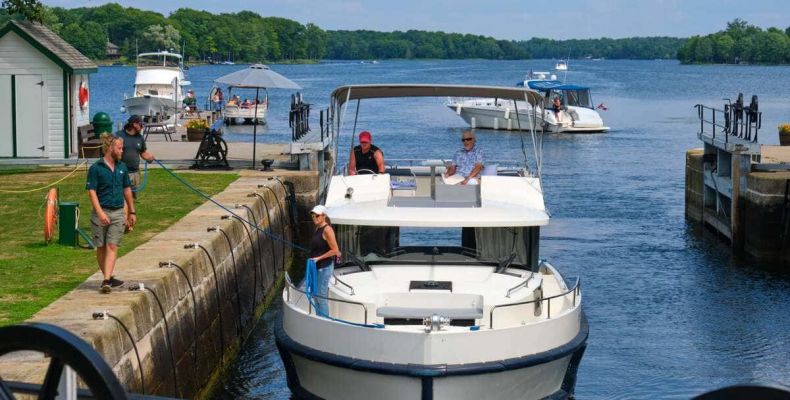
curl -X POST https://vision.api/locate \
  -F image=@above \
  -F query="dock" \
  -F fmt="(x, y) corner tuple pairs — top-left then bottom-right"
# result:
(686, 103), (790, 265)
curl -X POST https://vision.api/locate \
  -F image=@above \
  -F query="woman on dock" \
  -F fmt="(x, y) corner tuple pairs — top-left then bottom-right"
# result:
(308, 205), (340, 315)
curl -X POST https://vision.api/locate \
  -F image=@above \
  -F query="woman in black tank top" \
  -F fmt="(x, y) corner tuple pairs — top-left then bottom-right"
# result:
(308, 205), (340, 315)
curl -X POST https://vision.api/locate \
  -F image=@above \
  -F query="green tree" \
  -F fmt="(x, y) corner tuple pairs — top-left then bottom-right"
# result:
(59, 21), (106, 59)
(305, 23), (326, 60)
(2, 0), (44, 22)
(140, 24), (180, 53)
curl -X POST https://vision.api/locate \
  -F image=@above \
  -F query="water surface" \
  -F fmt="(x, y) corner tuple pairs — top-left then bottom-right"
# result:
(92, 59), (790, 399)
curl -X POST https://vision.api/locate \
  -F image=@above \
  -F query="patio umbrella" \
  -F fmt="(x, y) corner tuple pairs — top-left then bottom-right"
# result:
(214, 64), (302, 169)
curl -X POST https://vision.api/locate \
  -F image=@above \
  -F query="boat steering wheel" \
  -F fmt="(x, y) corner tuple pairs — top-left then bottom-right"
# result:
(0, 323), (129, 399)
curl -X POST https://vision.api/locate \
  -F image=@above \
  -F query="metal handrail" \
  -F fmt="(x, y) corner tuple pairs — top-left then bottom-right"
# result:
(505, 273), (534, 298)
(489, 278), (580, 329)
(285, 273), (368, 324)
(695, 103), (760, 143)
(333, 272), (356, 295)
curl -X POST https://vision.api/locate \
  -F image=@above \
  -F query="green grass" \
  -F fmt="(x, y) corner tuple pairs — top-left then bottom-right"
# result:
(0, 168), (238, 326)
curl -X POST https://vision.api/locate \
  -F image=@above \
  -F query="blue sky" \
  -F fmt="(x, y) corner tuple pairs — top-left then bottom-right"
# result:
(44, 0), (790, 40)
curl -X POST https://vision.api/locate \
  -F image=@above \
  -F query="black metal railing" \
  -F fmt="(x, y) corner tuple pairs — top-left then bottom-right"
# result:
(695, 93), (761, 143)
(289, 92), (311, 141)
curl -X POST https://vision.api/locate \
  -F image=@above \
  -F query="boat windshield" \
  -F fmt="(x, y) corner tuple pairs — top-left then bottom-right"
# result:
(138, 53), (181, 68)
(562, 89), (593, 109)
(335, 224), (538, 266)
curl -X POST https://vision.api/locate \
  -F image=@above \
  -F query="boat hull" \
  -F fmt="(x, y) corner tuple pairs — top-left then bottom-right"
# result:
(123, 95), (177, 120)
(450, 104), (608, 133)
(275, 313), (588, 400)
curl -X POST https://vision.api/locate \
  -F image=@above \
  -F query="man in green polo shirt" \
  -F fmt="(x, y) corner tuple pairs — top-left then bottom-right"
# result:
(86, 134), (137, 293)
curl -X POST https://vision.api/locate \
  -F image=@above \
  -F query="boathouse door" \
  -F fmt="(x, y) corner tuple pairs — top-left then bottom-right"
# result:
(0, 75), (11, 157)
(14, 74), (45, 157)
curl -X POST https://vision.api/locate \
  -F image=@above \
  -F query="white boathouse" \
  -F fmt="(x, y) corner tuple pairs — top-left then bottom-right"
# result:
(0, 20), (97, 159)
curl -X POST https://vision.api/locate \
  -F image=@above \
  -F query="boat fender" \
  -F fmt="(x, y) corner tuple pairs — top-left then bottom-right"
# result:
(455, 103), (462, 115)
(78, 81), (89, 110)
(43, 188), (58, 243)
(504, 107), (510, 119)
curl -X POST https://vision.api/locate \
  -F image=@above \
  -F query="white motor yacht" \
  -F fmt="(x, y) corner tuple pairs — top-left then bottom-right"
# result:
(276, 84), (588, 400)
(448, 71), (609, 133)
(555, 60), (568, 71)
(122, 51), (189, 123)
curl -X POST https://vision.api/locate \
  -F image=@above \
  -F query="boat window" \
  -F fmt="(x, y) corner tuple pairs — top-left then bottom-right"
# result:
(335, 224), (539, 267)
(564, 89), (593, 109)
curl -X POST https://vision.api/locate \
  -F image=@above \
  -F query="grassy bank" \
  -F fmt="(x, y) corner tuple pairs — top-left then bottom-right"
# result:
(0, 167), (238, 326)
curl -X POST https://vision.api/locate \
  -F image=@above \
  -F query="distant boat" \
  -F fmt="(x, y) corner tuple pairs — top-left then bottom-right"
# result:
(221, 60), (235, 65)
(555, 60), (568, 71)
(122, 50), (190, 124)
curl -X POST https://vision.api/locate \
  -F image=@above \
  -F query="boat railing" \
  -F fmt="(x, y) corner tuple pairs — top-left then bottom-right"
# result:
(695, 99), (761, 143)
(332, 272), (356, 296)
(489, 277), (580, 329)
(505, 273), (535, 298)
(285, 272), (368, 324)
(337, 159), (529, 176)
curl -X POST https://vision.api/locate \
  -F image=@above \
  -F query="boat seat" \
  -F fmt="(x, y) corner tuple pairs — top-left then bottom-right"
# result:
(376, 307), (483, 320)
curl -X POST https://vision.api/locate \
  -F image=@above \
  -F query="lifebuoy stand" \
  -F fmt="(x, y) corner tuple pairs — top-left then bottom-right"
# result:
(58, 202), (94, 248)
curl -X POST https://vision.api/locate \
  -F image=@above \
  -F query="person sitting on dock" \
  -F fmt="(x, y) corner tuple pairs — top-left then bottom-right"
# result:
(444, 130), (484, 185)
(348, 130), (385, 175)
(86, 133), (136, 293)
(182, 90), (197, 114)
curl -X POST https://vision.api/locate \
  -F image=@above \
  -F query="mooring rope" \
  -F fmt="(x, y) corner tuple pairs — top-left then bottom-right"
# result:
(154, 159), (308, 252)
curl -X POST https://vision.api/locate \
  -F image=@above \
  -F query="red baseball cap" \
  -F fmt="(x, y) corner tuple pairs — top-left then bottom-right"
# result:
(359, 131), (371, 143)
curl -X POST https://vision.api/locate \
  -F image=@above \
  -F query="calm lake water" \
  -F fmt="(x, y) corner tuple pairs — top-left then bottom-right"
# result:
(93, 60), (790, 399)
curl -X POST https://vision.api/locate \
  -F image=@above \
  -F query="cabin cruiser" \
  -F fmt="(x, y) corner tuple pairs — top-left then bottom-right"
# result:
(275, 84), (588, 400)
(122, 51), (189, 123)
(555, 60), (568, 71)
(447, 71), (609, 133)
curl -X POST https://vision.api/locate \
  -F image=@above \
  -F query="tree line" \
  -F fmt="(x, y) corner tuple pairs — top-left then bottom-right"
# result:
(0, 1), (707, 63)
(678, 19), (790, 64)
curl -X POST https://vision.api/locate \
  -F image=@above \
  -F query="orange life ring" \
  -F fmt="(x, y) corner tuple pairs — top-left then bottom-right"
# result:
(78, 82), (89, 109)
(44, 188), (58, 243)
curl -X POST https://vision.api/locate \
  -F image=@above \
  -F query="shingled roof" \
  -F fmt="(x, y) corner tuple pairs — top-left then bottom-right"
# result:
(0, 19), (97, 73)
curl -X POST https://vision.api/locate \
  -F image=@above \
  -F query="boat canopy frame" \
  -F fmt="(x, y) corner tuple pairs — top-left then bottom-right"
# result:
(327, 84), (547, 180)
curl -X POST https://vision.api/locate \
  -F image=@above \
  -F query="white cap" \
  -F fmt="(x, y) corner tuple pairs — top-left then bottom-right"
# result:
(310, 205), (328, 216)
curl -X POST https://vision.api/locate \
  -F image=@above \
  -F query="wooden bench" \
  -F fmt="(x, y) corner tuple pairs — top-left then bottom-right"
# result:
(77, 124), (102, 158)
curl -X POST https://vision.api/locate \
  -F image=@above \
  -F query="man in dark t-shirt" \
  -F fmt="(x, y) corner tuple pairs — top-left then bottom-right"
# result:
(116, 115), (154, 198)
(348, 130), (384, 175)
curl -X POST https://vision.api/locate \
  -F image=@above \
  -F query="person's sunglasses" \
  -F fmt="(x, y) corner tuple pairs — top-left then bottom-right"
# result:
(462, 138), (473, 142)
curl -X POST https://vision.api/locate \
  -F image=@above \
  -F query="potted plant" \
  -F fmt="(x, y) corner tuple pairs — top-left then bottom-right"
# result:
(186, 119), (209, 141)
(779, 123), (790, 146)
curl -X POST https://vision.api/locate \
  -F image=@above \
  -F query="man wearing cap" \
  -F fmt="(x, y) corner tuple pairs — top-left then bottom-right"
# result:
(182, 89), (197, 114)
(116, 115), (155, 198)
(348, 130), (385, 175)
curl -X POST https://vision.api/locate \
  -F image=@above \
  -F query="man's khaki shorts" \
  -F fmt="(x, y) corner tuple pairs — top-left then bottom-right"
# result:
(91, 208), (126, 247)
(129, 171), (141, 198)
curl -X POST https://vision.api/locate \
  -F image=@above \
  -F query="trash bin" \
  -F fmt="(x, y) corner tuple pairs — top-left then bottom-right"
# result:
(91, 112), (113, 137)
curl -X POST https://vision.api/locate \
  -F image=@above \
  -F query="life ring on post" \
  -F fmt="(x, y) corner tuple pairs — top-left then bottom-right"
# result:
(78, 82), (89, 110)
(44, 188), (58, 243)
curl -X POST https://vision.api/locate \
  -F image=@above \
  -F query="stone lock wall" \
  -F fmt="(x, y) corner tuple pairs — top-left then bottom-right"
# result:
(0, 171), (323, 398)
(743, 172), (790, 264)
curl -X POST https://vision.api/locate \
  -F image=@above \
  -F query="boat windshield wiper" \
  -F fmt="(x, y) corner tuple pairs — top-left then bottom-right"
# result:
(495, 252), (518, 274)
(343, 251), (370, 272)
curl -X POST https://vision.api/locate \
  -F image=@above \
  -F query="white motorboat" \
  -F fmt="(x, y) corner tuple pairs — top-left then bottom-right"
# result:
(276, 84), (588, 400)
(221, 87), (267, 125)
(123, 51), (189, 123)
(555, 60), (568, 71)
(448, 71), (609, 133)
